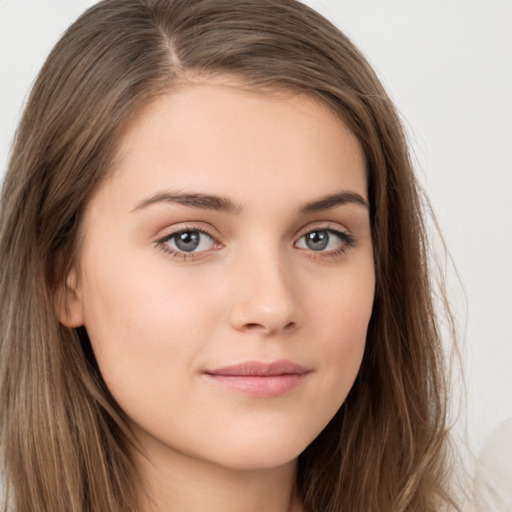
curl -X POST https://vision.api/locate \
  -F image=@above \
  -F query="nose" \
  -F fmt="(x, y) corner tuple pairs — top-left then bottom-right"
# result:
(228, 249), (301, 336)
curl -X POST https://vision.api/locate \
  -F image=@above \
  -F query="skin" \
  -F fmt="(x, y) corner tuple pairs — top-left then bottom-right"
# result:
(60, 81), (375, 512)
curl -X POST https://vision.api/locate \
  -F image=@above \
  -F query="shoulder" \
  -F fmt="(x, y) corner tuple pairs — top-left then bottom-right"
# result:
(473, 418), (512, 511)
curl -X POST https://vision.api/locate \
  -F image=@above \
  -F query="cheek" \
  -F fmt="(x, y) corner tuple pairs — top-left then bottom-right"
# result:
(310, 258), (374, 336)
(78, 256), (224, 405)
(309, 263), (374, 392)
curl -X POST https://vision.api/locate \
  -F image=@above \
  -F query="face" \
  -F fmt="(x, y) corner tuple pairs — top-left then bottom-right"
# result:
(62, 81), (375, 472)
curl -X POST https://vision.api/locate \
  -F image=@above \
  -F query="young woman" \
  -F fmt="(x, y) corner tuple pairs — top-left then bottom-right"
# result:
(0, 1), (461, 511)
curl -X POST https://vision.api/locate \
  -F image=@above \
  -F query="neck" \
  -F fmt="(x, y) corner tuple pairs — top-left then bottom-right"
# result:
(135, 441), (303, 512)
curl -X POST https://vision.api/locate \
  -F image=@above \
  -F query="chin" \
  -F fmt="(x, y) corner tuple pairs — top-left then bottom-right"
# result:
(200, 429), (314, 471)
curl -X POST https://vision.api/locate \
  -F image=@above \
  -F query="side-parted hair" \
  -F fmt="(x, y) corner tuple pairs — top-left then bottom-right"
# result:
(0, 1), (460, 511)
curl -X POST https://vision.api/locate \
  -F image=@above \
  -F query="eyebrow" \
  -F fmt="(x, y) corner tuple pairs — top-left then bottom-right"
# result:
(131, 190), (368, 214)
(131, 191), (242, 214)
(298, 191), (369, 213)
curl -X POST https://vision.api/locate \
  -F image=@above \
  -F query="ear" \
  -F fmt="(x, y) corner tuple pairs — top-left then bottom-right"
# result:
(55, 268), (85, 328)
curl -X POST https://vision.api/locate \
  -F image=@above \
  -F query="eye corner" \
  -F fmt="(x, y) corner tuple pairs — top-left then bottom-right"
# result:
(294, 225), (356, 259)
(154, 225), (222, 261)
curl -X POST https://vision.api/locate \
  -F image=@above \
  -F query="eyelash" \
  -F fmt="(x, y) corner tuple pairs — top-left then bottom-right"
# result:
(155, 224), (356, 262)
(295, 225), (356, 261)
(156, 225), (220, 261)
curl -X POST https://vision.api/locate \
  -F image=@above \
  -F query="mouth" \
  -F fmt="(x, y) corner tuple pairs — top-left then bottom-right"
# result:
(203, 360), (311, 398)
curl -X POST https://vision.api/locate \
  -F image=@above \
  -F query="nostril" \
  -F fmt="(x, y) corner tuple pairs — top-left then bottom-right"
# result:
(245, 323), (262, 330)
(241, 321), (296, 334)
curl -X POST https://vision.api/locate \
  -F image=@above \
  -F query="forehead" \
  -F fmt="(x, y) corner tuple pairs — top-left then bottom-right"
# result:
(97, 81), (367, 213)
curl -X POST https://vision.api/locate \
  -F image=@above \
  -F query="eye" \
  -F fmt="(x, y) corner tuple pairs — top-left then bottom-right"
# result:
(295, 228), (353, 253)
(161, 229), (216, 253)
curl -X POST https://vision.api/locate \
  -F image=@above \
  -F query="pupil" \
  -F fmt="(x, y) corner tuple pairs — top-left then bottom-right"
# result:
(175, 231), (200, 252)
(306, 231), (329, 251)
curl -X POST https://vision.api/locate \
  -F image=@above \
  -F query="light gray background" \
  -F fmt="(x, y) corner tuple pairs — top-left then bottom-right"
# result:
(1, 0), (511, 457)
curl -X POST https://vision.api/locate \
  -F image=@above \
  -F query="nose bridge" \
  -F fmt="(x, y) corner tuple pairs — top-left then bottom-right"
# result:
(228, 241), (300, 334)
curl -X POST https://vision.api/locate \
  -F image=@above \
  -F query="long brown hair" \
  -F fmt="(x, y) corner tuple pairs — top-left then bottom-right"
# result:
(0, 1), (460, 510)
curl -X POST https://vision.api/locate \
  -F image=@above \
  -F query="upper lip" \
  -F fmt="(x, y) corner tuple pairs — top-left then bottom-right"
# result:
(204, 360), (309, 376)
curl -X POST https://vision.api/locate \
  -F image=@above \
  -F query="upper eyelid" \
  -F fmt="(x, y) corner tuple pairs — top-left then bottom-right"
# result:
(155, 223), (219, 242)
(295, 221), (350, 237)
(154, 220), (352, 245)
(295, 227), (353, 245)
(155, 226), (220, 260)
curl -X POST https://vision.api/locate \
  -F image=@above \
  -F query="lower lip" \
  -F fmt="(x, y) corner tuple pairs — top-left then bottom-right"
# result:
(203, 373), (308, 398)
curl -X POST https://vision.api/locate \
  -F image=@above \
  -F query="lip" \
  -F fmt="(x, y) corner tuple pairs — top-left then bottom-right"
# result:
(203, 360), (310, 398)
